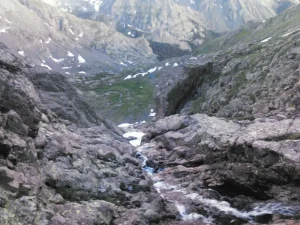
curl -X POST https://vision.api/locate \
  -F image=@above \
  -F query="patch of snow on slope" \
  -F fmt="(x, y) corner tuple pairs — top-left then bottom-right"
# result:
(0, 28), (10, 33)
(68, 51), (74, 57)
(120, 61), (127, 66)
(123, 131), (145, 147)
(41, 63), (52, 70)
(281, 29), (300, 37)
(50, 55), (64, 63)
(261, 37), (272, 43)
(5, 19), (12, 24)
(124, 75), (132, 80)
(149, 109), (156, 117)
(45, 38), (51, 44)
(78, 55), (86, 64)
(69, 28), (75, 35)
(118, 123), (132, 128)
(18, 51), (25, 56)
(148, 67), (157, 73)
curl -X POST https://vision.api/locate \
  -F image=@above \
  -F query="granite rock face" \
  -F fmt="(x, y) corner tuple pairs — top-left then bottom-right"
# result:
(0, 43), (167, 225)
(154, 6), (300, 121)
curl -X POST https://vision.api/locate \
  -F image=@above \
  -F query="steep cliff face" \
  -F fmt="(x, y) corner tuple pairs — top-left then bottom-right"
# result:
(0, 43), (169, 225)
(153, 5), (300, 121)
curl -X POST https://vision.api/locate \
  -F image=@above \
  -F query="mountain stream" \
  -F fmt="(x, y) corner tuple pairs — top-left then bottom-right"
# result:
(119, 123), (300, 224)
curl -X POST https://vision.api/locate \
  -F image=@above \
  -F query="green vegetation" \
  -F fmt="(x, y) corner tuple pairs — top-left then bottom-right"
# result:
(190, 95), (205, 114)
(227, 71), (247, 99)
(75, 73), (155, 124)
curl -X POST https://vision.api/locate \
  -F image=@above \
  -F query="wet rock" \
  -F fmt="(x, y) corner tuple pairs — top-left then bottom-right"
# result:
(142, 114), (300, 223)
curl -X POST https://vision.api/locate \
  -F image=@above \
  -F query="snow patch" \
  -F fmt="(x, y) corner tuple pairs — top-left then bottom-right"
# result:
(41, 63), (52, 70)
(45, 38), (51, 44)
(149, 109), (156, 117)
(18, 51), (25, 56)
(68, 51), (74, 57)
(68, 28), (75, 35)
(0, 27), (10, 33)
(5, 19), (12, 24)
(260, 37), (272, 43)
(50, 55), (64, 63)
(124, 75), (132, 80)
(123, 131), (145, 147)
(120, 61), (127, 66)
(281, 29), (300, 37)
(78, 55), (86, 64)
(148, 67), (157, 73)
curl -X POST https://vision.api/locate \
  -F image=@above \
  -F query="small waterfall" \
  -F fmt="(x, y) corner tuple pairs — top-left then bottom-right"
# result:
(121, 124), (300, 224)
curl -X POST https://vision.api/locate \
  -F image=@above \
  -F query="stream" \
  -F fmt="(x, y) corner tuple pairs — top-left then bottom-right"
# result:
(119, 122), (300, 224)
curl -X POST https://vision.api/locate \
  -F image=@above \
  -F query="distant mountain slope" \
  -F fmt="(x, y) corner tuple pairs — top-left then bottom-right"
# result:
(194, 4), (300, 54)
(46, 0), (300, 51)
(0, 0), (155, 76)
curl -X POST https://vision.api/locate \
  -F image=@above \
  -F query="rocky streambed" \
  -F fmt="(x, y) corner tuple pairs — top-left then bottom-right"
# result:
(122, 114), (300, 225)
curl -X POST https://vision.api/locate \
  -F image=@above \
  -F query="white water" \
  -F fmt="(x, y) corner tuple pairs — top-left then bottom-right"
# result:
(126, 127), (300, 224)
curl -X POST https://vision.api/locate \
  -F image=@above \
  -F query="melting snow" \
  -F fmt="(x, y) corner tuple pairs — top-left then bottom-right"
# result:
(78, 71), (86, 74)
(18, 51), (25, 56)
(78, 55), (86, 64)
(120, 61), (127, 66)
(50, 55), (64, 63)
(65, 72), (71, 74)
(0, 27), (10, 33)
(149, 109), (156, 117)
(281, 29), (300, 37)
(123, 131), (145, 147)
(79, 32), (84, 37)
(68, 28), (75, 35)
(45, 38), (51, 44)
(68, 51), (74, 57)
(41, 63), (52, 70)
(173, 63), (179, 67)
(261, 37), (272, 43)
(148, 67), (157, 73)
(5, 19), (12, 24)
(165, 62), (170, 66)
(124, 75), (132, 80)
(118, 123), (132, 128)
(62, 67), (71, 69)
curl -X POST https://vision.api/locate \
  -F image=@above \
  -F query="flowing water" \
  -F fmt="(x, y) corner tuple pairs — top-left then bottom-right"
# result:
(121, 124), (300, 224)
